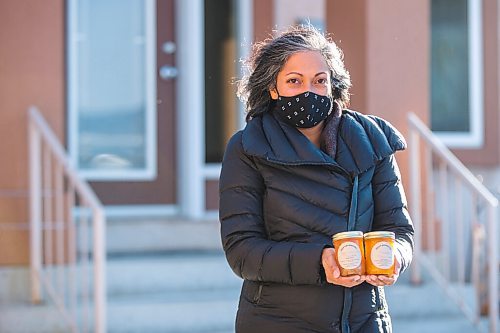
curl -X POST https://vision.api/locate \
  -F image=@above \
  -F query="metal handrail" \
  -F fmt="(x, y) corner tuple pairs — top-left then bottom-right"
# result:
(408, 114), (498, 205)
(408, 112), (498, 333)
(29, 106), (107, 333)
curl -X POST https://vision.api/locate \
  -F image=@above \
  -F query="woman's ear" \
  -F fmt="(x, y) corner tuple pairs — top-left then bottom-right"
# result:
(269, 88), (278, 100)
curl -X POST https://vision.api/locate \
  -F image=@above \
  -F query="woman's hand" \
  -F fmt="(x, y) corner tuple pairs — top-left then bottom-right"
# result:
(321, 248), (366, 288)
(322, 248), (402, 287)
(365, 255), (401, 287)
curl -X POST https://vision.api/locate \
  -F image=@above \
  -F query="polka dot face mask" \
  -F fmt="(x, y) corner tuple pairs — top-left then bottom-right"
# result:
(274, 91), (333, 128)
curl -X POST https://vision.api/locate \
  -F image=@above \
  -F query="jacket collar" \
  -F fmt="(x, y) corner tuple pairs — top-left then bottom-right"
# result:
(242, 111), (334, 166)
(241, 110), (406, 176)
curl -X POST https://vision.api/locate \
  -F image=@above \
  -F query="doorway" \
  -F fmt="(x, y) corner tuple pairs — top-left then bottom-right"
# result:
(67, 0), (177, 207)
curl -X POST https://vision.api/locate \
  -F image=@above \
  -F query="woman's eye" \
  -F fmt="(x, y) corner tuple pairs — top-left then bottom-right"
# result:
(286, 78), (300, 84)
(316, 78), (328, 85)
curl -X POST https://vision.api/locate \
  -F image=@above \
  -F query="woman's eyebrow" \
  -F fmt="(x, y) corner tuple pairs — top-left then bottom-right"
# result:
(285, 71), (328, 76)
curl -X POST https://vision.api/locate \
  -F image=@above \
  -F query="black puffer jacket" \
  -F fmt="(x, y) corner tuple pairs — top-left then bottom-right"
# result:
(219, 110), (414, 333)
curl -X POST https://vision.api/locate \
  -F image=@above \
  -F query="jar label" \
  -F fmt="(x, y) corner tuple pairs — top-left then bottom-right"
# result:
(371, 241), (394, 269)
(337, 241), (362, 269)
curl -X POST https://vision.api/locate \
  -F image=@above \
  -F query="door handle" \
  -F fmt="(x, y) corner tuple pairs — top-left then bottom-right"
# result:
(159, 65), (178, 80)
(162, 41), (176, 55)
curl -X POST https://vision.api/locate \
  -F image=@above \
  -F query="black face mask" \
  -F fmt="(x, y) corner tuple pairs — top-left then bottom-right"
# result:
(274, 91), (332, 128)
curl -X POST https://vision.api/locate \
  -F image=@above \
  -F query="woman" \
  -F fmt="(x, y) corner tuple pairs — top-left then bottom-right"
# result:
(219, 25), (414, 333)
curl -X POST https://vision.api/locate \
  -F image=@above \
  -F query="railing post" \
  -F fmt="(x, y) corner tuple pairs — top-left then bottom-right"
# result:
(425, 147), (436, 254)
(454, 178), (465, 285)
(29, 109), (43, 303)
(407, 112), (499, 330)
(93, 208), (107, 333)
(29, 106), (108, 331)
(487, 205), (498, 333)
(439, 161), (450, 281)
(409, 118), (422, 285)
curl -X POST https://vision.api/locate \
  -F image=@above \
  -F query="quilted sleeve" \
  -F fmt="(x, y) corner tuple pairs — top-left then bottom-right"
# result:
(219, 131), (327, 285)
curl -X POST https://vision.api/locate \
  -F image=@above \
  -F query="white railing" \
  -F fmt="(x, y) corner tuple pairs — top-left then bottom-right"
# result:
(29, 106), (107, 333)
(408, 113), (498, 333)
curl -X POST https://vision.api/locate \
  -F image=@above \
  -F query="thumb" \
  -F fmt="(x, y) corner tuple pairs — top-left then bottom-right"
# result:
(329, 251), (340, 278)
(322, 248), (336, 270)
(332, 259), (340, 278)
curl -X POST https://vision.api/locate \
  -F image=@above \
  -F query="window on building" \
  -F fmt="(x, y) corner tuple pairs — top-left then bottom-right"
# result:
(431, 0), (483, 147)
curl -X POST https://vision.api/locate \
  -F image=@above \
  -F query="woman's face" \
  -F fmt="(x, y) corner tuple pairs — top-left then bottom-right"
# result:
(270, 50), (331, 99)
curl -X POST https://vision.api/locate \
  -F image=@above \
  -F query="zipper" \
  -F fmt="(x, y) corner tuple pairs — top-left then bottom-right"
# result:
(347, 175), (359, 231)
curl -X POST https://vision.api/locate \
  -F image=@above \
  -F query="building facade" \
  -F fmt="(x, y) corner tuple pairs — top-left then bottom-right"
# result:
(0, 0), (498, 265)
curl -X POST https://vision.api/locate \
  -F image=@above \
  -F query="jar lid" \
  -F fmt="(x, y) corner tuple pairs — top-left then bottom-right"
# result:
(363, 231), (395, 239)
(332, 231), (363, 241)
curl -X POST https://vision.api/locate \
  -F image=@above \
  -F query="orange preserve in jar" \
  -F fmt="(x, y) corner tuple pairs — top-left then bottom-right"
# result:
(332, 231), (365, 276)
(364, 231), (395, 275)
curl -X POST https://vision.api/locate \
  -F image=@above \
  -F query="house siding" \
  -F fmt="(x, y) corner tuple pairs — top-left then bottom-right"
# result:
(0, 0), (65, 265)
(327, 0), (430, 194)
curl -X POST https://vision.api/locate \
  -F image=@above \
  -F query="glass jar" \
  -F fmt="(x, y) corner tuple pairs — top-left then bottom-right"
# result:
(364, 231), (395, 275)
(332, 231), (365, 276)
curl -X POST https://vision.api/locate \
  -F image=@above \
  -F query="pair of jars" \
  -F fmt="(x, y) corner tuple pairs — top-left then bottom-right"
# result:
(332, 231), (395, 276)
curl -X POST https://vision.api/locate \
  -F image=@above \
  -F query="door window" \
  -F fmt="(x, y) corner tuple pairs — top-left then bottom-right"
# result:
(68, 0), (156, 179)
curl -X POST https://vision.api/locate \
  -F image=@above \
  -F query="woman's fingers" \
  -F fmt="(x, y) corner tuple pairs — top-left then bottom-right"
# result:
(329, 251), (340, 278)
(378, 275), (397, 285)
(321, 248), (367, 287)
(364, 255), (401, 286)
(327, 273), (366, 288)
(321, 248), (335, 269)
(338, 275), (366, 287)
(322, 248), (403, 288)
(365, 274), (397, 286)
(321, 248), (340, 279)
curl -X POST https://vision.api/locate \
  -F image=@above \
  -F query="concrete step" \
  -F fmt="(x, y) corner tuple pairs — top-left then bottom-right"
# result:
(106, 252), (241, 296)
(0, 289), (240, 333)
(0, 266), (31, 304)
(386, 273), (482, 332)
(104, 218), (223, 254)
(0, 252), (241, 333)
(107, 289), (239, 333)
(76, 218), (223, 254)
(105, 252), (240, 332)
(0, 252), (240, 302)
(0, 302), (73, 333)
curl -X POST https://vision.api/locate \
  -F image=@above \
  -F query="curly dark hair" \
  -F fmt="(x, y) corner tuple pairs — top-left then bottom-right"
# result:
(237, 25), (351, 122)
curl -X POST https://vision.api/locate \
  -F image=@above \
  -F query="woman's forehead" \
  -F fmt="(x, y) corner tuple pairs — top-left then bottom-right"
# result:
(281, 51), (329, 74)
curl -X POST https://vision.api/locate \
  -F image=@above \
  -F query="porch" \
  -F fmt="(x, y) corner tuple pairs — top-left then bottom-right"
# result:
(0, 249), (486, 333)
(0, 108), (496, 333)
